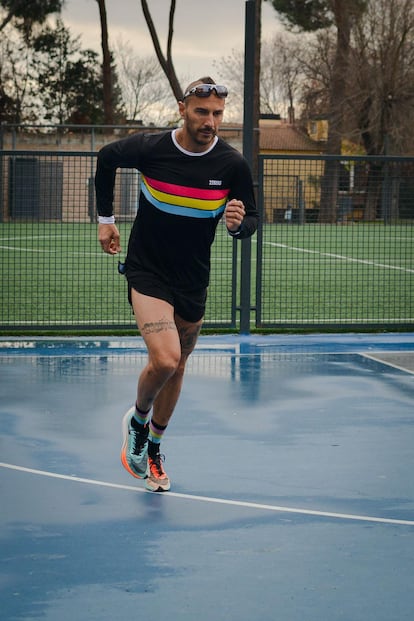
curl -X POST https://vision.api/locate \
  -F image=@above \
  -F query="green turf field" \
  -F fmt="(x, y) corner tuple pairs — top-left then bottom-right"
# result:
(0, 222), (234, 329)
(257, 223), (413, 326)
(1, 221), (412, 331)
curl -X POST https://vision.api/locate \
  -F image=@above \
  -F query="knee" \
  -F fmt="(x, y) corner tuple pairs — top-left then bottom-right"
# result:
(151, 350), (181, 380)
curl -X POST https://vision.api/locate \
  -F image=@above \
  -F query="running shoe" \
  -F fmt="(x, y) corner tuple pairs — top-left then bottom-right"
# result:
(145, 452), (171, 492)
(121, 407), (149, 478)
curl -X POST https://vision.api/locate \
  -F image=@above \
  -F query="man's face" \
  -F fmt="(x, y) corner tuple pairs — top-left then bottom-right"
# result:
(179, 94), (225, 150)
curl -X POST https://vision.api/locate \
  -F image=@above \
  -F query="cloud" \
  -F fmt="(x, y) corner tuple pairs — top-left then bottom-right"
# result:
(61, 0), (280, 77)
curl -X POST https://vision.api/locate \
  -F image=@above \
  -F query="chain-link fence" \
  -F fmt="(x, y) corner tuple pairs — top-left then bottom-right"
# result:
(0, 149), (412, 332)
(256, 155), (413, 329)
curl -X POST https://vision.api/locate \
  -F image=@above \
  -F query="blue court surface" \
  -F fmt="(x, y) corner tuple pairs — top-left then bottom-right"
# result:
(1, 333), (414, 621)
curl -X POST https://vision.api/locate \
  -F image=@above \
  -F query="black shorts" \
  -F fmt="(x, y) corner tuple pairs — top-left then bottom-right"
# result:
(126, 269), (207, 323)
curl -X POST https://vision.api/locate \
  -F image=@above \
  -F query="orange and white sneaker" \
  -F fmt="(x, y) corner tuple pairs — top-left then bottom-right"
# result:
(145, 452), (171, 492)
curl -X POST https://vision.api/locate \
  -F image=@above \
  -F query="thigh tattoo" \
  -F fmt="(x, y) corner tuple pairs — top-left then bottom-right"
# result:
(140, 316), (176, 335)
(178, 322), (202, 355)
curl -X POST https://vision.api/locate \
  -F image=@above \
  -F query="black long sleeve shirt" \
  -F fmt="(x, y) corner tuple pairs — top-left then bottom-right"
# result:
(95, 129), (258, 291)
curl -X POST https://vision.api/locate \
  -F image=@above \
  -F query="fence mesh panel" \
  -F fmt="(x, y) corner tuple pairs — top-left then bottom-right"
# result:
(0, 150), (413, 332)
(0, 151), (236, 330)
(256, 155), (414, 328)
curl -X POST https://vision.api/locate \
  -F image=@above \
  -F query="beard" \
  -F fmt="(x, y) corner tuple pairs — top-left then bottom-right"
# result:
(189, 123), (216, 145)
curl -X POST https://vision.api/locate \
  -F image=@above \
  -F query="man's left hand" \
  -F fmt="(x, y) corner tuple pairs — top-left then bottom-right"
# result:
(224, 199), (245, 233)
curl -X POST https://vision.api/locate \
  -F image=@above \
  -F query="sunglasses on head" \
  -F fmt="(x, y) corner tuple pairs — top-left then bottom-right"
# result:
(183, 84), (228, 99)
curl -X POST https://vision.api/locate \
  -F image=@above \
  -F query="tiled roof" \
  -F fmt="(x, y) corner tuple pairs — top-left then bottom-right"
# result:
(259, 124), (322, 152)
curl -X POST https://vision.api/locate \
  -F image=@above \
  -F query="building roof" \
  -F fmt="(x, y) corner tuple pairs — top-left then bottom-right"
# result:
(259, 124), (322, 152)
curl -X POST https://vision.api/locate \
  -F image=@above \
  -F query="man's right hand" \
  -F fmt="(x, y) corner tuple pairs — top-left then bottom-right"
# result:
(98, 223), (121, 255)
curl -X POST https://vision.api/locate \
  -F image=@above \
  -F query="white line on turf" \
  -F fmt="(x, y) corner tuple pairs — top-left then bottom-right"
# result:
(264, 241), (414, 274)
(0, 235), (62, 241)
(1, 462), (413, 526)
(0, 245), (104, 256)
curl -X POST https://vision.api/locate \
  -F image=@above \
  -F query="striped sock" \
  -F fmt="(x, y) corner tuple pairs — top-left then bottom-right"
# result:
(148, 418), (167, 456)
(131, 404), (150, 430)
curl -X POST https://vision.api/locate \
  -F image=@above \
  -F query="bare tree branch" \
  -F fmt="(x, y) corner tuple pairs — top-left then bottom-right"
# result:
(140, 0), (183, 101)
(0, 0), (25, 33)
(96, 0), (113, 124)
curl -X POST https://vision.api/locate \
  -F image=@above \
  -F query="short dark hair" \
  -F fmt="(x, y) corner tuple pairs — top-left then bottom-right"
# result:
(183, 76), (216, 94)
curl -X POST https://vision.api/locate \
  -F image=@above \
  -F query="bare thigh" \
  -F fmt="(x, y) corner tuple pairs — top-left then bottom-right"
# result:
(131, 289), (203, 420)
(174, 312), (203, 360)
(131, 289), (181, 363)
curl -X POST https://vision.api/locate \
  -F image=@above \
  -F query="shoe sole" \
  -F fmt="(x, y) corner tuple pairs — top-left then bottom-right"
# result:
(145, 456), (171, 492)
(145, 478), (171, 492)
(120, 408), (148, 479)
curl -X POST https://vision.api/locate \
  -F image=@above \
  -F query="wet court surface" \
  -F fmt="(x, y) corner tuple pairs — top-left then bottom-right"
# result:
(1, 333), (414, 621)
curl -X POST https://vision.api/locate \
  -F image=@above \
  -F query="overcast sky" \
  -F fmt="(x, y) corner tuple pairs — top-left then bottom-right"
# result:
(62, 0), (281, 81)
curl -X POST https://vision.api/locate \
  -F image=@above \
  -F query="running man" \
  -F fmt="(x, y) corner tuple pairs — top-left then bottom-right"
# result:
(95, 77), (258, 491)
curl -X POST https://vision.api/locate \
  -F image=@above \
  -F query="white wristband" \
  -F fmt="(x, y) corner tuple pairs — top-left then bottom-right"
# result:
(98, 215), (116, 224)
(228, 226), (241, 236)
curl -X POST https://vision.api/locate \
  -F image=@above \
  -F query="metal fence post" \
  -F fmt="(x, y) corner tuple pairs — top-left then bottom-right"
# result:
(240, 0), (258, 334)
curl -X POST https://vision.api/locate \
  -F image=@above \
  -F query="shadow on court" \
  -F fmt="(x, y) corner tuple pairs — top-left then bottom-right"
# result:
(1, 333), (414, 621)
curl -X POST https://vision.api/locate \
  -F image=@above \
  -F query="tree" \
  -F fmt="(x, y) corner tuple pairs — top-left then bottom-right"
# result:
(0, 0), (64, 121)
(140, 0), (183, 101)
(0, 83), (16, 123)
(352, 0), (414, 156)
(267, 0), (332, 30)
(64, 50), (109, 124)
(215, 32), (305, 122)
(0, 29), (39, 122)
(95, 0), (113, 124)
(33, 19), (105, 124)
(0, 0), (63, 37)
(266, 0), (368, 221)
(114, 38), (173, 124)
(350, 0), (414, 219)
(266, 0), (367, 151)
(296, 29), (334, 121)
(262, 32), (304, 122)
(278, 0), (414, 221)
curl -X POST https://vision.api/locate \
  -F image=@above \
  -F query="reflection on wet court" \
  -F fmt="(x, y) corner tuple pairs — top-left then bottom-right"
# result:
(1, 333), (414, 621)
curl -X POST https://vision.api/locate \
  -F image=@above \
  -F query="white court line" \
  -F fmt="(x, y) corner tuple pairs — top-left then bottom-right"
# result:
(362, 353), (414, 375)
(264, 241), (414, 274)
(1, 462), (413, 527)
